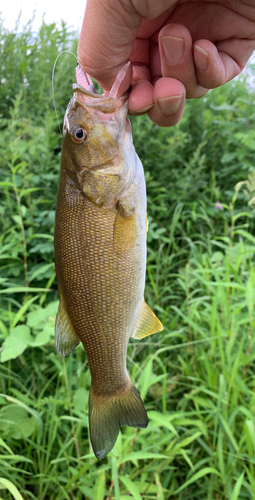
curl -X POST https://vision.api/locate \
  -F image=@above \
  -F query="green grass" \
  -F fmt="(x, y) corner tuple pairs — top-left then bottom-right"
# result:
(1, 192), (255, 499)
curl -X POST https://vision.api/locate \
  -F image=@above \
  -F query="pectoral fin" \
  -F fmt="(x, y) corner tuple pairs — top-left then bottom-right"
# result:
(55, 294), (80, 356)
(118, 198), (135, 218)
(131, 300), (163, 339)
(113, 205), (136, 255)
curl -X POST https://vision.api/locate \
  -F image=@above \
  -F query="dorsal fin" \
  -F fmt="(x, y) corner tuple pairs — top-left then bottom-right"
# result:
(131, 300), (163, 339)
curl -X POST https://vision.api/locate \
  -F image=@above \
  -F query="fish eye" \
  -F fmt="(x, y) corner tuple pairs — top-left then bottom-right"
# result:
(70, 125), (88, 144)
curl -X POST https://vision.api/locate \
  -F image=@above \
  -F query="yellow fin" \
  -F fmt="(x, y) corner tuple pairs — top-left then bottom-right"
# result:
(113, 205), (136, 256)
(55, 294), (80, 356)
(131, 300), (163, 339)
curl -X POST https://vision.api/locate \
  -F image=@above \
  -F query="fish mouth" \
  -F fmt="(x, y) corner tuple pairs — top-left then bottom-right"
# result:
(74, 61), (130, 101)
(73, 84), (129, 100)
(72, 84), (129, 114)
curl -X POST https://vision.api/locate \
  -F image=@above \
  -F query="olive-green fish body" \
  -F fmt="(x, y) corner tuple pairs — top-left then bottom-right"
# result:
(54, 85), (163, 460)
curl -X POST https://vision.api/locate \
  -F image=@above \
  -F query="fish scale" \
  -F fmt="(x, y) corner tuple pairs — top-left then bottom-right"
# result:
(56, 185), (139, 384)
(54, 73), (163, 460)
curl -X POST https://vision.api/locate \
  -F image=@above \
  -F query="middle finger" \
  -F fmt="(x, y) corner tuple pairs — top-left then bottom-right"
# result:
(158, 23), (208, 98)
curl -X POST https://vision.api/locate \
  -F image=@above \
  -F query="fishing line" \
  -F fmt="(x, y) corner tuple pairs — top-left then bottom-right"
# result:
(52, 50), (77, 134)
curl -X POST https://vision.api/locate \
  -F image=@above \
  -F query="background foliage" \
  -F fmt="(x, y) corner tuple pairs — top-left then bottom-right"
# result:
(0, 17), (255, 500)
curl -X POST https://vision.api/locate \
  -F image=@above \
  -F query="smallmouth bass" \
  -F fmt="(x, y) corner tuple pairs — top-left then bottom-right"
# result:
(54, 65), (163, 460)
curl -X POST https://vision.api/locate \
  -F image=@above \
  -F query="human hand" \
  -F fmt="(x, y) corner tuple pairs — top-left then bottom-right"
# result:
(77, 0), (255, 127)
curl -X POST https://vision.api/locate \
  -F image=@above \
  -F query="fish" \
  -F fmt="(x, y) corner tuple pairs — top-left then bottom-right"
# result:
(54, 63), (163, 460)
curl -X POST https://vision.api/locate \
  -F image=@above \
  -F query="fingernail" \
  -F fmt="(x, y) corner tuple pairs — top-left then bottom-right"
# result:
(135, 104), (154, 114)
(158, 95), (182, 114)
(162, 36), (184, 65)
(194, 45), (208, 71)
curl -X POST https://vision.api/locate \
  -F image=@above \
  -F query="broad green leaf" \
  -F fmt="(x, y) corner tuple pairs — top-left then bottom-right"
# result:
(30, 325), (51, 347)
(26, 301), (58, 328)
(0, 405), (36, 439)
(9, 324), (32, 342)
(12, 215), (22, 225)
(1, 325), (32, 362)
(44, 300), (59, 316)
(0, 394), (42, 427)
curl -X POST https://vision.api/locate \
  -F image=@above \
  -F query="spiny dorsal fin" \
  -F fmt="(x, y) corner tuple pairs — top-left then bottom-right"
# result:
(55, 294), (80, 356)
(131, 300), (163, 340)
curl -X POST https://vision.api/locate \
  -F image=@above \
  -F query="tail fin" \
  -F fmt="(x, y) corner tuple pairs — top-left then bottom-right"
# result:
(89, 382), (148, 460)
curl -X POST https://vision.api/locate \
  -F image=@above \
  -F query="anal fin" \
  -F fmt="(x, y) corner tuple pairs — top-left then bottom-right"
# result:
(131, 300), (163, 340)
(55, 294), (80, 356)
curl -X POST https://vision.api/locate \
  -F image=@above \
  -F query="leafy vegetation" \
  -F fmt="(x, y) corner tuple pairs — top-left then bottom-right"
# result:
(0, 18), (255, 500)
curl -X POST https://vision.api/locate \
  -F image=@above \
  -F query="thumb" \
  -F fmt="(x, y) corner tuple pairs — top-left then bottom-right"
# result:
(77, 0), (177, 93)
(77, 0), (141, 92)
